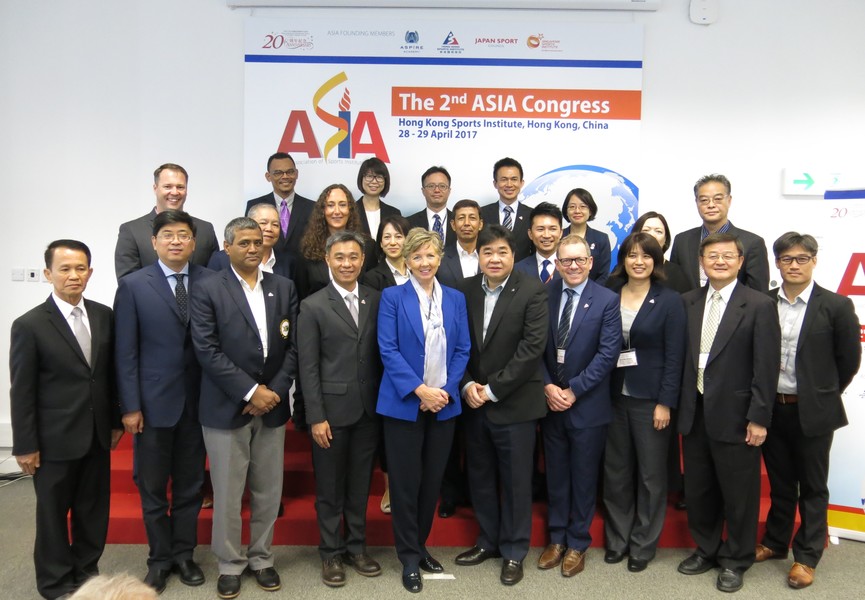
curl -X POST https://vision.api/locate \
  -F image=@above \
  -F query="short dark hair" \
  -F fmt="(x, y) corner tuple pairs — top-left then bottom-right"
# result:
(451, 199), (481, 217)
(421, 165), (451, 186)
(529, 202), (562, 226)
(477, 224), (515, 254)
(325, 230), (366, 255)
(562, 188), (598, 223)
(700, 232), (744, 256)
(44, 239), (91, 269)
(224, 217), (261, 245)
(375, 214), (412, 247)
(633, 211), (672, 252)
(610, 232), (666, 283)
(152, 210), (196, 237)
(153, 163), (188, 184)
(493, 157), (523, 181)
(773, 231), (818, 258)
(693, 173), (731, 197)
(267, 152), (295, 171)
(357, 157), (391, 197)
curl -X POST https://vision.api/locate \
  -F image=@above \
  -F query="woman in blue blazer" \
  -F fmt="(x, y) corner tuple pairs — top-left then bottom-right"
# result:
(377, 228), (470, 593)
(601, 232), (687, 572)
(561, 187), (612, 285)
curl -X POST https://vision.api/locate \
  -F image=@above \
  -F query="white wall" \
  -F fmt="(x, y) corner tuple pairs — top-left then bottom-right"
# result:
(1, 0), (863, 450)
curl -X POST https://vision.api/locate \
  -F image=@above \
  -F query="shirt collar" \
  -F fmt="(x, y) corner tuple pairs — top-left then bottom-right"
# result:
(52, 292), (85, 319)
(563, 278), (589, 296)
(331, 279), (358, 298)
(157, 259), (189, 278)
(708, 279), (737, 304)
(498, 199), (519, 214)
(482, 274), (510, 294)
(779, 279), (814, 305)
(700, 220), (732, 239)
(274, 191), (295, 207)
(536, 252), (556, 268)
(230, 265), (264, 291)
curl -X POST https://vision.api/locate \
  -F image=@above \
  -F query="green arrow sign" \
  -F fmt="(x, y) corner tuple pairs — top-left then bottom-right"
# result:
(793, 173), (814, 190)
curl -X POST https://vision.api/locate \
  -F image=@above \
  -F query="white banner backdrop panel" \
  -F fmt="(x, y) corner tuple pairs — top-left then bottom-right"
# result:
(244, 18), (643, 264)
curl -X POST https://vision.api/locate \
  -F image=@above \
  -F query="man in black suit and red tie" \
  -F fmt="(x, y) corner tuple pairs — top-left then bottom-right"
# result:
(480, 157), (533, 262)
(676, 233), (781, 593)
(11, 240), (124, 600)
(754, 232), (861, 590)
(244, 152), (315, 264)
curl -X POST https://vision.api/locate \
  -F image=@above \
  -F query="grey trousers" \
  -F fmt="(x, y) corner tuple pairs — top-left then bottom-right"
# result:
(203, 418), (285, 575)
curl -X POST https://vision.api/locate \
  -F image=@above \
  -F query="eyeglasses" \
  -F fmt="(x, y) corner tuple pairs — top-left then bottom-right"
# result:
(423, 183), (450, 191)
(778, 255), (814, 265)
(557, 257), (589, 267)
(702, 252), (741, 262)
(363, 174), (385, 183)
(157, 232), (192, 242)
(696, 194), (729, 206)
(270, 169), (297, 178)
(568, 203), (590, 212)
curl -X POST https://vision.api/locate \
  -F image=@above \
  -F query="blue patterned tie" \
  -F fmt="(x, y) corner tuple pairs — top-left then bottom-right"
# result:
(540, 259), (552, 283)
(173, 274), (188, 323)
(502, 206), (513, 230)
(432, 214), (444, 242)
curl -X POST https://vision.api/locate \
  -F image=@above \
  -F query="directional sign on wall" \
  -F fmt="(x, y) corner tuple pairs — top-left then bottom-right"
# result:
(782, 168), (845, 196)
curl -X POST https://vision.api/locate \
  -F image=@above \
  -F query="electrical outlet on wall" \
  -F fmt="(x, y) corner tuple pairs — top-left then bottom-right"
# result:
(690, 0), (719, 25)
(26, 269), (40, 282)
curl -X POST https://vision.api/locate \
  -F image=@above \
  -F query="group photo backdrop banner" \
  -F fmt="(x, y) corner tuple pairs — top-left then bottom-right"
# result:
(244, 17), (644, 263)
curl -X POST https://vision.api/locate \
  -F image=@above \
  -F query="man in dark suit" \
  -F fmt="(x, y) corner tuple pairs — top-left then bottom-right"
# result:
(669, 173), (769, 291)
(513, 202), (563, 284)
(454, 225), (548, 586)
(115, 163), (219, 280)
(298, 231), (383, 588)
(755, 232), (861, 590)
(11, 239), (124, 600)
(190, 218), (298, 600)
(244, 152), (315, 265)
(208, 203), (295, 280)
(480, 157), (533, 261)
(537, 234), (621, 577)
(676, 233), (781, 593)
(114, 210), (211, 593)
(407, 165), (456, 252)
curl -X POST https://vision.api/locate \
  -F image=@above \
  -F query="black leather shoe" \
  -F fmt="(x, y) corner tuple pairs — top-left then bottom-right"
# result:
(717, 568), (744, 593)
(143, 567), (171, 594)
(250, 566), (281, 591)
(216, 574), (241, 599)
(627, 557), (648, 572)
(419, 556), (444, 573)
(402, 571), (423, 593)
(174, 559), (205, 586)
(604, 550), (626, 564)
(455, 546), (502, 566)
(438, 501), (456, 518)
(677, 553), (715, 575)
(500, 560), (523, 585)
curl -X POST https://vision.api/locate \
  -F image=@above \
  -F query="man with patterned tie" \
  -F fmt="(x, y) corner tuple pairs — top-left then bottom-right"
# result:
(11, 240), (124, 600)
(676, 233), (780, 593)
(513, 202), (563, 285)
(407, 166), (457, 252)
(480, 157), (533, 261)
(114, 210), (213, 594)
(298, 231), (383, 588)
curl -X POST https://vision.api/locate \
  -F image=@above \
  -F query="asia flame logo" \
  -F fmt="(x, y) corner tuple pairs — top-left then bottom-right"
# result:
(277, 71), (390, 162)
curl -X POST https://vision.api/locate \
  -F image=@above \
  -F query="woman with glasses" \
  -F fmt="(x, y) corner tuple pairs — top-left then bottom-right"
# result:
(561, 188), (611, 284)
(602, 232), (686, 572)
(356, 157), (401, 246)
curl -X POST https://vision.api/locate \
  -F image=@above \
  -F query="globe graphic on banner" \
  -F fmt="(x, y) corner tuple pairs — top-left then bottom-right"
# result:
(522, 165), (640, 271)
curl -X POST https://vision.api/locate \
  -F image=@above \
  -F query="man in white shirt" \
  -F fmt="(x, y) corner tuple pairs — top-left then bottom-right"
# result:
(407, 166), (456, 251)
(514, 202), (563, 285)
(437, 199), (483, 289)
(480, 157), (533, 261)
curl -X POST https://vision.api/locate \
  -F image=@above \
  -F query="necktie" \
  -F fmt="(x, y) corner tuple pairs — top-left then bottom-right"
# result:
(697, 290), (722, 393)
(280, 200), (291, 239)
(557, 288), (576, 349)
(432, 214), (444, 242)
(540, 259), (552, 283)
(70, 306), (91, 366)
(174, 273), (188, 322)
(346, 293), (359, 326)
(502, 206), (513, 230)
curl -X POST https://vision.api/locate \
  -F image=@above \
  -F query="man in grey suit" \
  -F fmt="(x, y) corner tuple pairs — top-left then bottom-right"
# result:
(669, 174), (769, 291)
(115, 163), (219, 280)
(298, 231), (383, 588)
(190, 218), (298, 600)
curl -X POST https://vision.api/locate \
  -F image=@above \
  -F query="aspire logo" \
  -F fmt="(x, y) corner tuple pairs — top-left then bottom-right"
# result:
(277, 71), (390, 162)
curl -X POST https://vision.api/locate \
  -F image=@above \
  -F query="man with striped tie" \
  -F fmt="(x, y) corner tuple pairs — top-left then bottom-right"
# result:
(480, 157), (533, 261)
(513, 202), (563, 285)
(407, 166), (456, 252)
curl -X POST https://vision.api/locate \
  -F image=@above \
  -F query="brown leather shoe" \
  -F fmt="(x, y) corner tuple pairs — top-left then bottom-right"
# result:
(321, 557), (346, 587)
(343, 552), (382, 577)
(538, 544), (566, 570)
(561, 549), (585, 577)
(788, 562), (814, 589)
(755, 543), (787, 562)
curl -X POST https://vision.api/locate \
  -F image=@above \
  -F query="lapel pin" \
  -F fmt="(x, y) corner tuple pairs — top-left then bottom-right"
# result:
(583, 303), (589, 308)
(268, 292), (274, 297)
(649, 298), (655, 304)
(590, 243), (596, 250)
(361, 298), (366, 304)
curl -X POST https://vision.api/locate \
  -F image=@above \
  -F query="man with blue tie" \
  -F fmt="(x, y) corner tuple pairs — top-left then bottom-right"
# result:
(407, 166), (457, 252)
(480, 158), (533, 261)
(114, 210), (211, 594)
(537, 234), (622, 577)
(513, 202), (563, 285)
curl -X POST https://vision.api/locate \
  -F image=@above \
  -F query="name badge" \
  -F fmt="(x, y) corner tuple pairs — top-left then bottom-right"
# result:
(557, 348), (566, 364)
(617, 349), (638, 368)
(698, 353), (710, 369)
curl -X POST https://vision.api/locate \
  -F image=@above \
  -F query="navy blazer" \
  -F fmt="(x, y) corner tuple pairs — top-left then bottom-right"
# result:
(610, 282), (687, 408)
(191, 269), (299, 430)
(436, 245), (475, 289)
(563, 225), (611, 285)
(376, 281), (470, 422)
(542, 278), (622, 428)
(207, 248), (295, 281)
(114, 263), (213, 427)
(513, 254), (561, 285)
(407, 208), (457, 252)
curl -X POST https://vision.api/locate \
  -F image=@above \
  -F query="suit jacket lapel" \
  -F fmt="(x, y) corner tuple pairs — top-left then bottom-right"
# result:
(357, 286), (372, 334)
(687, 288), (707, 370)
(566, 282), (593, 351)
(223, 271), (260, 340)
(793, 284), (821, 353)
(708, 285), (746, 361)
(262, 275), (278, 355)
(328, 283), (358, 334)
(483, 278), (517, 349)
(45, 297), (90, 368)
(401, 283), (426, 347)
(632, 283), (661, 330)
(147, 264), (185, 324)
